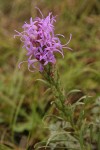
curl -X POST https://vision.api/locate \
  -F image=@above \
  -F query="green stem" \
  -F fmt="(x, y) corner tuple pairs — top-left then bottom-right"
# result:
(42, 65), (77, 130)
(43, 65), (68, 117)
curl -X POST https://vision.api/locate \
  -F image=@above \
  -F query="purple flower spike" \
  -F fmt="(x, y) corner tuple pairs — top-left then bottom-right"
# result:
(14, 9), (72, 72)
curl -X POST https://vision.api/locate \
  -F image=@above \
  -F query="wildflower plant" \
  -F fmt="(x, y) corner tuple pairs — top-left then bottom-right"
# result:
(15, 8), (100, 150)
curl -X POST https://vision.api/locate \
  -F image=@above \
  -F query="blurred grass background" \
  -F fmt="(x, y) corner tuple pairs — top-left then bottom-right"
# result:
(0, 0), (100, 149)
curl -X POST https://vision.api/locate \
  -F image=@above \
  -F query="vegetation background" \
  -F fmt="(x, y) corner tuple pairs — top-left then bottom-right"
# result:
(0, 0), (100, 149)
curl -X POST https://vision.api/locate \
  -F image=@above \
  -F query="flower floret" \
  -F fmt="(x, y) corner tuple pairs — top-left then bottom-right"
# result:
(14, 11), (72, 72)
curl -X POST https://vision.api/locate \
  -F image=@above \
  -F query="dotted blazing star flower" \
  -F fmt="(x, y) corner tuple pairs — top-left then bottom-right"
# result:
(14, 8), (72, 72)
